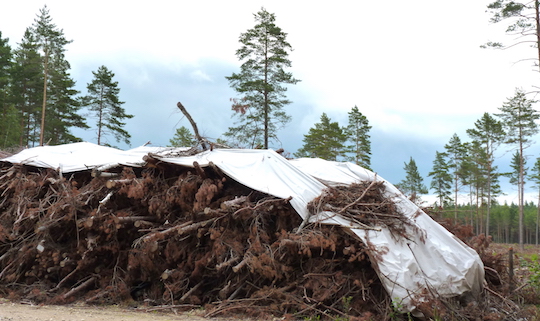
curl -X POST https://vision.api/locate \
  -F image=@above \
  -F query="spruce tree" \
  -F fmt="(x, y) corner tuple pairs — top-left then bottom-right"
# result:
(344, 106), (372, 169)
(169, 126), (195, 147)
(83, 65), (132, 146)
(397, 157), (428, 203)
(294, 113), (346, 161)
(428, 151), (452, 208)
(225, 7), (299, 149)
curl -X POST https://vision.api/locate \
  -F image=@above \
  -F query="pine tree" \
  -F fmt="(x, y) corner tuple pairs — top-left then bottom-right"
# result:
(31, 5), (86, 145)
(397, 157), (428, 203)
(83, 65), (132, 146)
(169, 126), (195, 147)
(11, 29), (43, 147)
(466, 112), (505, 238)
(46, 54), (88, 144)
(529, 157), (540, 245)
(460, 142), (482, 227)
(428, 151), (452, 208)
(294, 113), (346, 161)
(496, 88), (540, 249)
(484, 1), (540, 75)
(444, 134), (467, 221)
(225, 7), (299, 149)
(0, 31), (19, 148)
(344, 106), (372, 169)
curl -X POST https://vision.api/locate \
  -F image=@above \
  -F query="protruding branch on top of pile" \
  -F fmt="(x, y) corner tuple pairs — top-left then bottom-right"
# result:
(338, 176), (377, 214)
(177, 102), (207, 151)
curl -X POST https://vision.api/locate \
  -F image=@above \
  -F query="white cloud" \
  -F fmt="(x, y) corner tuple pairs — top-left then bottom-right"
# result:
(190, 70), (212, 82)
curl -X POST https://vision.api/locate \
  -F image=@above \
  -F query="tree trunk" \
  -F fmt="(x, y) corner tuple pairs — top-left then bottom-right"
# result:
(97, 87), (104, 145)
(486, 160), (492, 238)
(263, 36), (269, 149)
(40, 46), (48, 146)
(454, 173), (458, 223)
(519, 141), (525, 250)
(536, 187), (540, 246)
(536, 0), (540, 75)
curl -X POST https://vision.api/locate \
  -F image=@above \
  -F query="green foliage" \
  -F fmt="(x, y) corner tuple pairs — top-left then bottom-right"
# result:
(45, 55), (88, 144)
(294, 113), (346, 161)
(466, 112), (504, 160)
(487, 0), (526, 23)
(485, 0), (536, 52)
(82, 65), (132, 146)
(397, 157), (428, 200)
(466, 112), (505, 235)
(31, 5), (87, 145)
(225, 7), (299, 149)
(497, 88), (540, 247)
(524, 255), (540, 290)
(389, 299), (413, 321)
(344, 106), (372, 169)
(0, 31), (20, 148)
(168, 126), (195, 147)
(428, 151), (452, 207)
(528, 158), (540, 189)
(504, 151), (527, 185)
(444, 134), (467, 198)
(497, 88), (540, 146)
(10, 28), (43, 147)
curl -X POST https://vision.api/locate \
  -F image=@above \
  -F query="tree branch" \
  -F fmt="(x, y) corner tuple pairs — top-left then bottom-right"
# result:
(177, 102), (207, 150)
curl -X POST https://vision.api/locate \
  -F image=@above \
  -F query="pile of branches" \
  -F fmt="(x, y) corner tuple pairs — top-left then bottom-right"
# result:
(0, 160), (390, 319)
(308, 181), (420, 240)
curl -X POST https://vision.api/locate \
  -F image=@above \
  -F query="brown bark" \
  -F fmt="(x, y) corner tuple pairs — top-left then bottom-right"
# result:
(176, 102), (207, 150)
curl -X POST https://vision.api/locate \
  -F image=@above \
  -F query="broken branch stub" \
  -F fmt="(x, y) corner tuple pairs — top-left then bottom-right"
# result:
(177, 102), (207, 150)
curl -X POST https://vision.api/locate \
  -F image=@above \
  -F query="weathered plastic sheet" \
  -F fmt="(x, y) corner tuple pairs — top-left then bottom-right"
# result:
(153, 148), (327, 222)
(1, 143), (484, 312)
(290, 158), (484, 310)
(0, 142), (165, 172)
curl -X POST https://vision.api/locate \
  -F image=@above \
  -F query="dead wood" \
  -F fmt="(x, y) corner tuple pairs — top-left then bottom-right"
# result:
(176, 102), (207, 150)
(179, 280), (203, 303)
(63, 276), (96, 300)
(106, 178), (138, 189)
(135, 304), (200, 312)
(115, 216), (156, 223)
(0, 161), (521, 320)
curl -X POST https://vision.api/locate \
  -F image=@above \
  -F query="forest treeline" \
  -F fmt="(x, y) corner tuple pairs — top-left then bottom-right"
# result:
(0, 6), (132, 149)
(3, 5), (540, 249)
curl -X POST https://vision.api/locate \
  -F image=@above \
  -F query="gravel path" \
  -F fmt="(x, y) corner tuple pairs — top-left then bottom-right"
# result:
(0, 302), (218, 321)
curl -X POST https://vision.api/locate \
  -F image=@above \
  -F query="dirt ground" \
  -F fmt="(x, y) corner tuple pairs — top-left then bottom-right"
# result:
(0, 301), (254, 321)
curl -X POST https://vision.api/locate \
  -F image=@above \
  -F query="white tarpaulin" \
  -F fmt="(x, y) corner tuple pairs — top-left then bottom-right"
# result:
(289, 158), (484, 308)
(1, 143), (484, 312)
(0, 142), (166, 172)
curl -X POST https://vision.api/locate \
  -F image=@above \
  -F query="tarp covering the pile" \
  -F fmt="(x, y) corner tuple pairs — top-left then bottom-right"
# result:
(290, 158), (485, 307)
(1, 142), (484, 312)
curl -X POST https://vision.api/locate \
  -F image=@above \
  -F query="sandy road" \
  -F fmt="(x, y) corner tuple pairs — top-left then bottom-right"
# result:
(0, 302), (226, 321)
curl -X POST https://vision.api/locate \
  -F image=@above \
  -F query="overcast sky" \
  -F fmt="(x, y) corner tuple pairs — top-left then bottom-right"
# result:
(2, 0), (540, 202)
